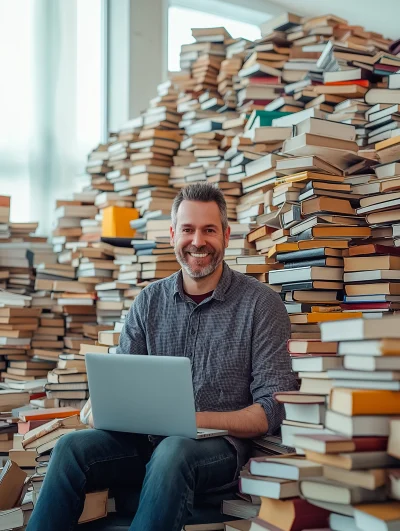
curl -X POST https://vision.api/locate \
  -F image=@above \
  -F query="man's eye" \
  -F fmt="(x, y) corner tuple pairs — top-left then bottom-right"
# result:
(182, 228), (191, 233)
(206, 229), (215, 233)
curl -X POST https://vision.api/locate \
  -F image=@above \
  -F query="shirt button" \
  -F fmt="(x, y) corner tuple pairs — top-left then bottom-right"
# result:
(191, 328), (196, 335)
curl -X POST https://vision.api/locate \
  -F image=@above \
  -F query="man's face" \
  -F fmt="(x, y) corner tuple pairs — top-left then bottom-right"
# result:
(170, 200), (230, 279)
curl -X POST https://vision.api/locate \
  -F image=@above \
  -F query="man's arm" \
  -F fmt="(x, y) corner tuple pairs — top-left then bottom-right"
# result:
(81, 290), (149, 425)
(197, 288), (297, 438)
(196, 404), (267, 438)
(116, 289), (148, 355)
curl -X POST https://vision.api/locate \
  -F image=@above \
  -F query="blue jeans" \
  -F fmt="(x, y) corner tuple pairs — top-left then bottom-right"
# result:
(26, 429), (238, 531)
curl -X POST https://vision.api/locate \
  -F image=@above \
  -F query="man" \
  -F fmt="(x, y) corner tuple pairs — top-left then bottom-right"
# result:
(27, 183), (297, 531)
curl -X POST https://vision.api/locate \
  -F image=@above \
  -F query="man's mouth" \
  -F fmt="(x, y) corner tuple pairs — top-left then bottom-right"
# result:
(188, 252), (209, 258)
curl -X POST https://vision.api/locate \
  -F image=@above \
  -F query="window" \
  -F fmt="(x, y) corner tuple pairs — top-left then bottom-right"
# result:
(0, 1), (34, 222)
(0, 1), (105, 231)
(168, 6), (261, 72)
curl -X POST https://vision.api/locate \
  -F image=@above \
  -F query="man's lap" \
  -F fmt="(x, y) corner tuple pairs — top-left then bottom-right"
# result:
(51, 430), (238, 493)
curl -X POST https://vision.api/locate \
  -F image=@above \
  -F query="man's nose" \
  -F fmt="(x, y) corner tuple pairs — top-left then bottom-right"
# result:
(192, 230), (206, 248)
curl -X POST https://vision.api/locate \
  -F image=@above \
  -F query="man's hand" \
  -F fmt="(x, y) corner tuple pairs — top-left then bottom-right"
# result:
(196, 404), (268, 439)
(80, 398), (94, 428)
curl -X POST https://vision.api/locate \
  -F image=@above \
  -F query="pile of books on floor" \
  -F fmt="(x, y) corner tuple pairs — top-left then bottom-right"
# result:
(235, 316), (400, 530)
(0, 410), (115, 528)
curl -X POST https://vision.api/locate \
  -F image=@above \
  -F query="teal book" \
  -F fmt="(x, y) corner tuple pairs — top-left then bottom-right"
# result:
(246, 110), (293, 130)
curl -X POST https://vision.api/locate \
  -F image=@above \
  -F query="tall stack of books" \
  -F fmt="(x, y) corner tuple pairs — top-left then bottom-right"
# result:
(291, 315), (400, 530)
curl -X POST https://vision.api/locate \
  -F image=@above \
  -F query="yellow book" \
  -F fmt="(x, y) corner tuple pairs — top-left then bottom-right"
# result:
(376, 135), (400, 151)
(275, 171), (344, 185)
(101, 206), (139, 238)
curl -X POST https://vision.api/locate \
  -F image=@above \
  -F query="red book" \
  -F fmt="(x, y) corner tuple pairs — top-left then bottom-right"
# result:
(374, 63), (399, 72)
(18, 419), (50, 435)
(325, 79), (370, 87)
(246, 76), (281, 85)
(241, 99), (274, 105)
(257, 497), (330, 531)
(348, 244), (400, 257)
(341, 302), (396, 310)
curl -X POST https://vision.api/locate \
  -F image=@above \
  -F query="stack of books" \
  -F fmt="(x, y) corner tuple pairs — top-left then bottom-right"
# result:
(290, 315), (400, 530)
(238, 454), (330, 530)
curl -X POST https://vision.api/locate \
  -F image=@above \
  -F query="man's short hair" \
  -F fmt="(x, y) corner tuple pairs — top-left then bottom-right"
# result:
(171, 183), (228, 232)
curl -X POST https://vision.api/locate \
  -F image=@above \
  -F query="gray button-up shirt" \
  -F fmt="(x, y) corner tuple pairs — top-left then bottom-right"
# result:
(116, 262), (298, 474)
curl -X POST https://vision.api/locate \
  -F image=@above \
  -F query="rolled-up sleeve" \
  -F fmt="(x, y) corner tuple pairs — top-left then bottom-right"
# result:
(116, 289), (148, 355)
(250, 288), (298, 434)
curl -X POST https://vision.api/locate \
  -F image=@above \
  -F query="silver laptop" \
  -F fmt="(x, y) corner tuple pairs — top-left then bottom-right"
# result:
(85, 353), (228, 440)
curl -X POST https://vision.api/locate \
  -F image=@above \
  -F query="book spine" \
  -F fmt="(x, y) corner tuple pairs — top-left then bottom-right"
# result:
(289, 228), (313, 242)
(22, 419), (62, 448)
(284, 258), (327, 268)
(277, 248), (327, 262)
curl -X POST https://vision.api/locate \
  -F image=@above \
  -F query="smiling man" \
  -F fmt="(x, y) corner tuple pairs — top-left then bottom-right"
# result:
(27, 183), (297, 531)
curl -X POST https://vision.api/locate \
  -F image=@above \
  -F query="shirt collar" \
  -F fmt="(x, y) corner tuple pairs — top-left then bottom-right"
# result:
(173, 261), (232, 302)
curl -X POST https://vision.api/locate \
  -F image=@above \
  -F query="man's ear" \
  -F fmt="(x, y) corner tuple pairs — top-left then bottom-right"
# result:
(170, 224), (175, 247)
(224, 225), (231, 248)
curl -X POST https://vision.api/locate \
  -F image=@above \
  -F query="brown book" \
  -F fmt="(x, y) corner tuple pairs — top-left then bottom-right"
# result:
(78, 490), (108, 524)
(323, 465), (386, 490)
(247, 226), (272, 243)
(8, 449), (37, 468)
(306, 449), (395, 471)
(0, 460), (27, 510)
(345, 283), (400, 296)
(344, 255), (400, 271)
(301, 196), (355, 216)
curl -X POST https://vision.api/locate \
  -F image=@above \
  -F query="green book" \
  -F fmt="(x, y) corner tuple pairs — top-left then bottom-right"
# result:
(246, 110), (293, 131)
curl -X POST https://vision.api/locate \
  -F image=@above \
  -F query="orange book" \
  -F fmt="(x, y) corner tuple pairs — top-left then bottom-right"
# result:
(290, 312), (363, 324)
(0, 196), (11, 208)
(268, 242), (299, 258)
(325, 80), (370, 87)
(298, 239), (349, 250)
(18, 407), (80, 422)
(330, 389), (400, 416)
(102, 206), (139, 238)
(354, 502), (400, 528)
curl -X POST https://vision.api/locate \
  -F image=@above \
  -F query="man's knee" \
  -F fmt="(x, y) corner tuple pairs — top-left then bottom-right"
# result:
(51, 429), (97, 464)
(150, 436), (196, 471)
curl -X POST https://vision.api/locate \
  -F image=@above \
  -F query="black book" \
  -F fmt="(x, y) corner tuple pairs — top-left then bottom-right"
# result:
(285, 302), (313, 313)
(283, 258), (331, 268)
(276, 247), (342, 263)
(281, 280), (343, 292)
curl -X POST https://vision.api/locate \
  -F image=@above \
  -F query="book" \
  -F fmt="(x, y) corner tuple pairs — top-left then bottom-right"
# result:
(299, 477), (387, 504)
(320, 315), (400, 341)
(305, 449), (396, 470)
(257, 497), (329, 531)
(78, 490), (108, 524)
(388, 419), (400, 459)
(325, 410), (392, 437)
(18, 407), (80, 422)
(239, 471), (299, 499)
(354, 502), (400, 531)
(330, 388), (400, 416)
(249, 456), (322, 480)
(0, 460), (27, 510)
(292, 434), (388, 455)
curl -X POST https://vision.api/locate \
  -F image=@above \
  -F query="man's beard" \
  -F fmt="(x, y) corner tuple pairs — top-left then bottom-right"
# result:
(174, 243), (224, 279)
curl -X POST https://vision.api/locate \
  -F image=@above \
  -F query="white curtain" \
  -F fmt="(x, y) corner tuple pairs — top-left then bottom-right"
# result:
(0, 0), (104, 235)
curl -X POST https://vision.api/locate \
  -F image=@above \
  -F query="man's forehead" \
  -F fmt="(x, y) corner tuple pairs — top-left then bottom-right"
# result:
(177, 200), (220, 217)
